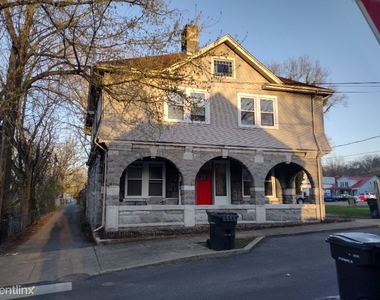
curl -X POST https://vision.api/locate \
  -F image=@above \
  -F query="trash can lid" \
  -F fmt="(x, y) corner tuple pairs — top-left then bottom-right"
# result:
(206, 211), (239, 222)
(326, 232), (380, 250)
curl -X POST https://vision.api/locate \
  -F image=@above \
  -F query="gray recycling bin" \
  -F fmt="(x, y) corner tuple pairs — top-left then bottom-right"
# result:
(367, 198), (379, 219)
(347, 196), (356, 206)
(326, 232), (380, 300)
(206, 211), (238, 251)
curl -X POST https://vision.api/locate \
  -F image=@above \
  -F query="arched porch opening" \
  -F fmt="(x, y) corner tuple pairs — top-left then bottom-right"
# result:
(195, 156), (253, 205)
(119, 157), (182, 205)
(265, 162), (315, 204)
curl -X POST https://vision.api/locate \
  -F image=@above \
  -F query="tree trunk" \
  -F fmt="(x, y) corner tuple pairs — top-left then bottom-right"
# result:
(0, 24), (27, 219)
(0, 117), (16, 219)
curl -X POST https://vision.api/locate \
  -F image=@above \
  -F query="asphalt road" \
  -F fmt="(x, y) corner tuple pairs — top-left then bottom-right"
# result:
(27, 227), (380, 300)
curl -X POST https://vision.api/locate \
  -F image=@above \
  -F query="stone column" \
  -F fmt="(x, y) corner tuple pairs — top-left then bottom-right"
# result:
(181, 185), (196, 205)
(283, 188), (295, 204)
(252, 186), (266, 223)
(307, 187), (316, 204)
(106, 185), (120, 205)
(183, 205), (195, 227)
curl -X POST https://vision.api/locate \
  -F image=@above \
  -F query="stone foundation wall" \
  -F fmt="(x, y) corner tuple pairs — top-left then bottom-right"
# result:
(266, 204), (319, 221)
(87, 154), (104, 228)
(104, 204), (319, 231)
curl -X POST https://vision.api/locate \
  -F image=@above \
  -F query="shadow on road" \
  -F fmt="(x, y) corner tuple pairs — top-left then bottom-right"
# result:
(12, 202), (95, 282)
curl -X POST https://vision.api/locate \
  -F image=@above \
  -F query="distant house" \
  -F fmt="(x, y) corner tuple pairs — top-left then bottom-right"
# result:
(300, 176), (336, 196)
(330, 176), (380, 196)
(85, 25), (334, 233)
(323, 177), (336, 194)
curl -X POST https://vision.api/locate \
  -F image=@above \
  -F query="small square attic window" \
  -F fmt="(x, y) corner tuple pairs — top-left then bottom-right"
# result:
(214, 59), (233, 77)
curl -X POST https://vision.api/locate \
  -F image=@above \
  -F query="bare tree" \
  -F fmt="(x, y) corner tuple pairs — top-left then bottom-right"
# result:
(323, 154), (380, 178)
(348, 155), (380, 177)
(267, 54), (347, 113)
(322, 155), (348, 177)
(12, 86), (64, 215)
(0, 0), (189, 219)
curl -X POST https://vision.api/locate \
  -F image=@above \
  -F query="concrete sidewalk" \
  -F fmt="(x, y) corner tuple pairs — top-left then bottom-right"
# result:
(0, 218), (379, 288)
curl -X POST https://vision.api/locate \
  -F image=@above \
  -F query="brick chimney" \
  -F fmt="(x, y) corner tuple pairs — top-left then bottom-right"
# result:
(181, 24), (199, 55)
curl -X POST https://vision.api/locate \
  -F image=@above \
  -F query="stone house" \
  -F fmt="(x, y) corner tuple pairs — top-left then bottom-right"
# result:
(85, 25), (333, 233)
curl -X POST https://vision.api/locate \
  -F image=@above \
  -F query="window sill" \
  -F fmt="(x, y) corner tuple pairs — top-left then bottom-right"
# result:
(238, 124), (278, 129)
(164, 119), (210, 125)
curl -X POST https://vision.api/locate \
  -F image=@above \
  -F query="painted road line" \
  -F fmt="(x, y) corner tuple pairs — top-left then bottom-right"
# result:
(0, 282), (72, 299)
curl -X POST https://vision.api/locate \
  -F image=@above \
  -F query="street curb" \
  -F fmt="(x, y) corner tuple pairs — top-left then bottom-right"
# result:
(97, 235), (266, 275)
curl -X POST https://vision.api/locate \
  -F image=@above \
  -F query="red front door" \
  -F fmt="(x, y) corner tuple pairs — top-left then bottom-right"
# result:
(196, 170), (212, 205)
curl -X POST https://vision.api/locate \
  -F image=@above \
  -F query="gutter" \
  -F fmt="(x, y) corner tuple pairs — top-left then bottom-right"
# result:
(262, 83), (334, 97)
(93, 138), (108, 233)
(311, 95), (325, 220)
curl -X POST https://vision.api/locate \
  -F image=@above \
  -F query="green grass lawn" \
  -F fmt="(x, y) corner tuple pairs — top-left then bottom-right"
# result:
(325, 205), (371, 219)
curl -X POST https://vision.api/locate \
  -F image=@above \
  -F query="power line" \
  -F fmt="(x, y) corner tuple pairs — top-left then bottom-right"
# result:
(322, 150), (380, 161)
(334, 91), (380, 94)
(332, 135), (380, 148)
(317, 81), (380, 85)
(318, 82), (380, 93)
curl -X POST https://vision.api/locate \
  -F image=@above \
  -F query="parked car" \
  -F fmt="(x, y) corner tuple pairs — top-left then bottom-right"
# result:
(357, 192), (376, 201)
(337, 194), (350, 201)
(296, 194), (305, 204)
(324, 193), (337, 202)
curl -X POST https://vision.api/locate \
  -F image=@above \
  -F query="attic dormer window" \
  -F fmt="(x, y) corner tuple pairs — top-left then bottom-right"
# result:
(213, 59), (233, 77)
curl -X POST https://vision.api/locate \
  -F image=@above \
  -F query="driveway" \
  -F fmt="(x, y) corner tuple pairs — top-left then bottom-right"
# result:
(16, 202), (92, 254)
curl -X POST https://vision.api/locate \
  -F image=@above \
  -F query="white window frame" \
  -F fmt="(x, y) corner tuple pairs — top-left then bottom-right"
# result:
(164, 88), (210, 124)
(212, 57), (236, 78)
(125, 162), (166, 198)
(237, 93), (278, 129)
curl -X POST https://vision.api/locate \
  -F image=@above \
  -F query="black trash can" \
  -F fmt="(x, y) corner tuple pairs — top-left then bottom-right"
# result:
(367, 198), (380, 219)
(206, 211), (238, 251)
(326, 232), (380, 300)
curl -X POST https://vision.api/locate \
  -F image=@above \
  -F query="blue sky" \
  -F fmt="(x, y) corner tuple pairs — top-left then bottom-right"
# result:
(170, 0), (380, 163)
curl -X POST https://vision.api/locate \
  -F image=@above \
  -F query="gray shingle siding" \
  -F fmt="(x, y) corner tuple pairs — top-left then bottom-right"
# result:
(98, 42), (330, 153)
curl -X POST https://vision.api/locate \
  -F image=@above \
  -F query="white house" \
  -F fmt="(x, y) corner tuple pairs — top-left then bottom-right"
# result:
(330, 176), (380, 196)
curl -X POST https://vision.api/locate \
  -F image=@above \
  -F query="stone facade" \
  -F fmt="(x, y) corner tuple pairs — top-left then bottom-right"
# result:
(85, 141), (325, 231)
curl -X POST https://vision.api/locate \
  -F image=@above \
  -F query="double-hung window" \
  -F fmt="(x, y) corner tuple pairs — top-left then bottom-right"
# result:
(242, 168), (251, 196)
(126, 162), (165, 197)
(126, 163), (143, 196)
(237, 93), (278, 128)
(166, 93), (184, 121)
(165, 88), (210, 124)
(189, 92), (206, 122)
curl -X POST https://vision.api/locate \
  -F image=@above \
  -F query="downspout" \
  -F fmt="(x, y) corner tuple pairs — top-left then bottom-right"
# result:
(93, 138), (107, 232)
(311, 94), (325, 220)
